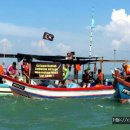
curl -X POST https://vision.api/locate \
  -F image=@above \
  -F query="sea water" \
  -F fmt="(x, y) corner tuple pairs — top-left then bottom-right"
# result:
(0, 96), (130, 130)
(0, 74), (130, 130)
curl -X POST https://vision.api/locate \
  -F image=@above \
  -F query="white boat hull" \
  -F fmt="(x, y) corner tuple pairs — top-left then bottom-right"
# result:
(2, 75), (115, 98)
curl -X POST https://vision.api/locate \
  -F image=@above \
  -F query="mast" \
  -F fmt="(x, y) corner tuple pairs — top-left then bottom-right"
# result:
(88, 8), (95, 70)
(89, 8), (95, 58)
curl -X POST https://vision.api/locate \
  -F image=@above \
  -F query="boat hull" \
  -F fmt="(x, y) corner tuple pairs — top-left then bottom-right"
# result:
(10, 85), (114, 99)
(0, 84), (12, 96)
(114, 77), (130, 103)
(2, 75), (115, 99)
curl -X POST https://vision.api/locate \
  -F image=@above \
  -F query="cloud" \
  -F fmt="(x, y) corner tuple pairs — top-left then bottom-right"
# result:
(0, 22), (79, 55)
(83, 8), (130, 61)
(2, 9), (130, 59)
(0, 22), (46, 38)
(56, 43), (71, 54)
(32, 40), (53, 55)
(32, 40), (72, 55)
(0, 38), (12, 53)
(111, 9), (130, 23)
(98, 9), (130, 50)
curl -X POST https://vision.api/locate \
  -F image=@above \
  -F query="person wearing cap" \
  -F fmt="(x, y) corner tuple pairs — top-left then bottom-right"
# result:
(6, 62), (18, 79)
(21, 60), (30, 83)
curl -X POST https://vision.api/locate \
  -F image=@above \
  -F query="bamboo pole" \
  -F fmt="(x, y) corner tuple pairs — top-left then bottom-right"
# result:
(97, 59), (129, 63)
(100, 57), (104, 84)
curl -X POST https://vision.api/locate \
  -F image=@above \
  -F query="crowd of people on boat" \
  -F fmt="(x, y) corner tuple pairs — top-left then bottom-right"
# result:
(1, 51), (121, 88)
(0, 58), (110, 88)
(0, 59), (108, 88)
(52, 61), (106, 88)
(81, 68), (105, 88)
(0, 60), (30, 84)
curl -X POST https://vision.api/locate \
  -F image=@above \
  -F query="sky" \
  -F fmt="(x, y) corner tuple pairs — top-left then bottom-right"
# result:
(0, 0), (130, 73)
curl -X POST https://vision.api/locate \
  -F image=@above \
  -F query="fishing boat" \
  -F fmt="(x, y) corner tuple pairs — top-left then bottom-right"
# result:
(0, 53), (116, 98)
(113, 69), (130, 103)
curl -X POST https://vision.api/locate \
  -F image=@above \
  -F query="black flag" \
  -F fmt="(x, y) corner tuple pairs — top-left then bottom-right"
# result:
(43, 32), (54, 41)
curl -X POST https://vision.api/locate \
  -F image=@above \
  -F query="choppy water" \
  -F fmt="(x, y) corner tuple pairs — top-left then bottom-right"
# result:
(0, 96), (130, 130)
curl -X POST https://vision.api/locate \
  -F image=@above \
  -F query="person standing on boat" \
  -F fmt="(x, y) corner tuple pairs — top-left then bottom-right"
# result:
(122, 63), (130, 82)
(6, 62), (18, 79)
(21, 60), (30, 83)
(96, 69), (105, 84)
(58, 64), (70, 87)
(63, 64), (70, 81)
(66, 52), (74, 71)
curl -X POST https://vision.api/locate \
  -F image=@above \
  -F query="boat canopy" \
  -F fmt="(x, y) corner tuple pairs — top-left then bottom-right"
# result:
(0, 53), (99, 65)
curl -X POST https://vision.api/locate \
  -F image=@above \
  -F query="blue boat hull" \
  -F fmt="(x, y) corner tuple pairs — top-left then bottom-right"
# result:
(114, 82), (130, 98)
(114, 76), (130, 103)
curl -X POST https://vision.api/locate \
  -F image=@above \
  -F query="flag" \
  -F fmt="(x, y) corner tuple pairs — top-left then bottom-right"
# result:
(43, 32), (54, 41)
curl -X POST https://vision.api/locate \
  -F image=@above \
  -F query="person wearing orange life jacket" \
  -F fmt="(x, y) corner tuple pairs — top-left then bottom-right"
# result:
(21, 60), (30, 83)
(0, 64), (4, 83)
(122, 63), (130, 82)
(96, 69), (105, 84)
(75, 64), (81, 71)
(74, 64), (81, 79)
(0, 64), (4, 75)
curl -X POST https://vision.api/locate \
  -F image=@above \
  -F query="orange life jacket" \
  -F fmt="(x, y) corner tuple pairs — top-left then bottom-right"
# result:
(22, 64), (30, 75)
(75, 64), (81, 71)
(125, 65), (130, 75)
(0, 65), (4, 75)
(98, 72), (104, 81)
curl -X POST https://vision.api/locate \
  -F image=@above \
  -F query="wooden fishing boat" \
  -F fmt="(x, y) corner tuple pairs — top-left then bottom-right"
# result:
(113, 69), (130, 103)
(0, 74), (114, 99)
(0, 53), (117, 98)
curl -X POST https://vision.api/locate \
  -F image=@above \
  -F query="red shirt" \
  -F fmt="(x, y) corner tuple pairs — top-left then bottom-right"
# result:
(98, 72), (104, 81)
(22, 63), (30, 75)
